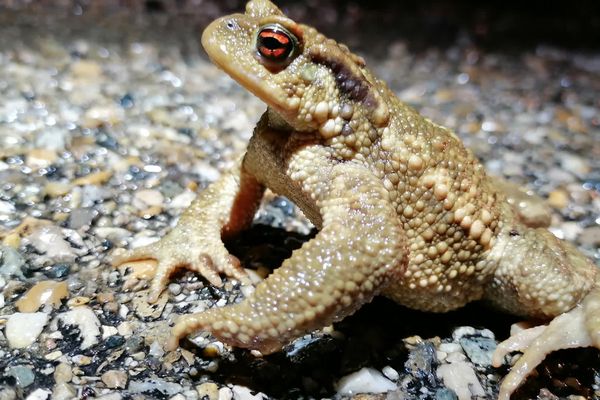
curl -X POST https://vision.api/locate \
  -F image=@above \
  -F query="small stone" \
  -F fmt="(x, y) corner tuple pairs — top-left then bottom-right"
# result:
(44, 351), (63, 361)
(6, 312), (48, 348)
(55, 306), (101, 349)
(128, 379), (182, 396)
(24, 388), (51, 400)
(459, 336), (496, 366)
(0, 245), (26, 279)
(218, 387), (233, 400)
(96, 394), (122, 400)
(68, 208), (98, 230)
(94, 227), (131, 242)
(135, 189), (164, 207)
(405, 342), (438, 386)
(45, 263), (71, 279)
(26, 149), (58, 169)
(231, 385), (267, 400)
(2, 232), (21, 248)
(6, 366), (35, 387)
(580, 226), (600, 247)
(117, 321), (134, 338)
(26, 226), (76, 263)
(72, 354), (92, 365)
(73, 170), (113, 186)
(44, 182), (72, 198)
(381, 366), (399, 381)
(102, 325), (119, 339)
(70, 60), (103, 79)
(548, 189), (569, 209)
(435, 388), (458, 400)
(437, 361), (484, 400)
(67, 296), (90, 307)
(197, 382), (219, 400)
(15, 280), (68, 312)
(53, 363), (73, 383)
(336, 367), (397, 395)
(168, 283), (182, 296)
(51, 383), (76, 400)
(101, 370), (128, 389)
(133, 290), (168, 319)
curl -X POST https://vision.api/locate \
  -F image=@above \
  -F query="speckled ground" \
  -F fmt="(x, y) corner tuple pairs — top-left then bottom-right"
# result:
(0, 2), (599, 400)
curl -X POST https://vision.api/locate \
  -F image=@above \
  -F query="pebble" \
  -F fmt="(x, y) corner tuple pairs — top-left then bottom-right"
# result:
(68, 208), (98, 230)
(218, 387), (233, 400)
(135, 189), (164, 207)
(548, 189), (569, 209)
(15, 280), (68, 312)
(24, 389), (51, 400)
(336, 367), (397, 395)
(96, 394), (123, 400)
(437, 362), (484, 400)
(382, 365), (399, 381)
(55, 306), (101, 349)
(26, 226), (77, 263)
(458, 336), (496, 367)
(6, 312), (48, 348)
(128, 379), (183, 396)
(435, 388), (459, 400)
(0, 245), (26, 279)
(133, 290), (168, 319)
(53, 363), (73, 383)
(72, 170), (114, 186)
(51, 383), (76, 400)
(231, 386), (267, 400)
(5, 366), (35, 388)
(101, 370), (128, 389)
(579, 226), (600, 247)
(196, 382), (219, 400)
(405, 342), (438, 386)
(45, 263), (71, 279)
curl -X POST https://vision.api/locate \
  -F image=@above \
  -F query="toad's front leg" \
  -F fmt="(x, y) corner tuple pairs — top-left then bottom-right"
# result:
(167, 160), (407, 354)
(485, 227), (599, 400)
(111, 158), (264, 302)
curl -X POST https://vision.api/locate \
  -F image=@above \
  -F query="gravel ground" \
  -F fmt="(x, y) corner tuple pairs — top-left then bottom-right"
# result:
(0, 2), (599, 400)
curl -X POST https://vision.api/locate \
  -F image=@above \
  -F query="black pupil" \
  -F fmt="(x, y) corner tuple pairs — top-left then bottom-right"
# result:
(262, 36), (284, 50)
(257, 27), (294, 61)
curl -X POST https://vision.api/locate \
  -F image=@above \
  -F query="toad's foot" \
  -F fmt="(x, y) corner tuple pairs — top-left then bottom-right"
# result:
(112, 163), (262, 303)
(111, 234), (249, 303)
(493, 286), (600, 400)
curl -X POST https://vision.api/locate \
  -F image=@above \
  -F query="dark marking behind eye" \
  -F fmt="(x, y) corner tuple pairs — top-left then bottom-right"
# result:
(310, 50), (372, 105)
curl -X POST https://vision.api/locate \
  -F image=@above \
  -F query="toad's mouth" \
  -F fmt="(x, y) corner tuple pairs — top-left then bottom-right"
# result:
(201, 17), (293, 118)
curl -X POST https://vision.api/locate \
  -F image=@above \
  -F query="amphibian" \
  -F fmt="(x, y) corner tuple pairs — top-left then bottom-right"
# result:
(112, 1), (599, 398)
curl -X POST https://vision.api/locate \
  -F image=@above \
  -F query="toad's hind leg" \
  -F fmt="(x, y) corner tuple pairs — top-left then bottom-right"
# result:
(486, 227), (599, 400)
(166, 162), (408, 354)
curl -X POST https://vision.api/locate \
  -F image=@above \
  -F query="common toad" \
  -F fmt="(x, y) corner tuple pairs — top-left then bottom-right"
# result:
(112, 1), (599, 398)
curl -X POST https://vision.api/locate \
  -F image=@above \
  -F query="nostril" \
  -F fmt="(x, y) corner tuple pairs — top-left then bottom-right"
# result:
(226, 20), (235, 30)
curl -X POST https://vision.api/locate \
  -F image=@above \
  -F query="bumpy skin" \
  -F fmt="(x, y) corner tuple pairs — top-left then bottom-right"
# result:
(112, 1), (600, 398)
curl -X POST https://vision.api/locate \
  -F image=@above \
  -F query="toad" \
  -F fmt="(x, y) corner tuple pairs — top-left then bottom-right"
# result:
(112, 1), (599, 398)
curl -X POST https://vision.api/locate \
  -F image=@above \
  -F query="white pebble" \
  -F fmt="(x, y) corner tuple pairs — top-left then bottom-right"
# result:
(437, 361), (485, 400)
(55, 306), (101, 349)
(6, 312), (48, 348)
(25, 388), (52, 400)
(381, 365), (399, 381)
(336, 367), (397, 395)
(232, 385), (267, 400)
(218, 387), (233, 400)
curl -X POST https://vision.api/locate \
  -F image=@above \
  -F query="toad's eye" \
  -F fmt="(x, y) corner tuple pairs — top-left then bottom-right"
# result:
(256, 24), (298, 65)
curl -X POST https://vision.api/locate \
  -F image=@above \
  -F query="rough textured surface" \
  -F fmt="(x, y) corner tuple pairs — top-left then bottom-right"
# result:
(111, 1), (599, 399)
(1, 1), (599, 399)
